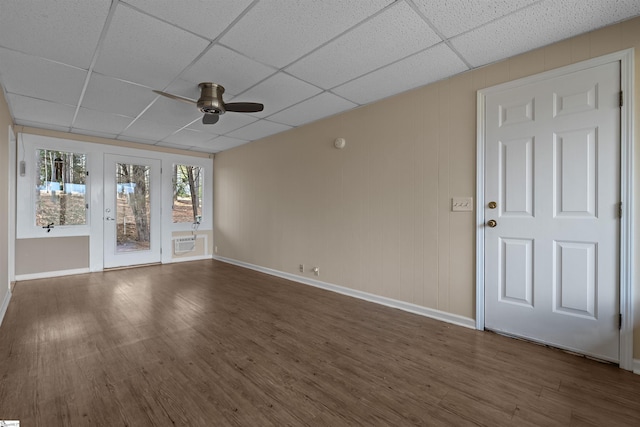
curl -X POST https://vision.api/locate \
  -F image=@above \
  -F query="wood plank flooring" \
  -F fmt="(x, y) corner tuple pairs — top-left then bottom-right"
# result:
(1, 260), (639, 426)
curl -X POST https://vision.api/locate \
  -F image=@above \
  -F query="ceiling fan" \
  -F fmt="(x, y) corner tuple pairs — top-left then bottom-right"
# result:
(153, 82), (264, 125)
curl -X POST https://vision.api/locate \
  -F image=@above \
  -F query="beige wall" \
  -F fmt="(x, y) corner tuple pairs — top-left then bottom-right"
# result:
(0, 87), (11, 310)
(213, 18), (640, 357)
(15, 237), (89, 276)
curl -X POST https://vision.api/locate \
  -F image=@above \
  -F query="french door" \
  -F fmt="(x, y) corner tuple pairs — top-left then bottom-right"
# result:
(104, 154), (161, 268)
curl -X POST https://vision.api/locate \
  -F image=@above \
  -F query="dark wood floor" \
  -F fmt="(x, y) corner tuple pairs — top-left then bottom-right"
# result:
(1, 260), (639, 426)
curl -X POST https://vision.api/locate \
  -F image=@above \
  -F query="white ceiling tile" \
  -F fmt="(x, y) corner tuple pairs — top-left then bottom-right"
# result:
(452, 0), (640, 67)
(188, 112), (257, 135)
(237, 73), (322, 118)
(227, 120), (292, 141)
(180, 138), (220, 150)
(286, 2), (442, 89)
(0, 0), (111, 69)
(125, 0), (253, 40)
(0, 48), (86, 106)
(268, 92), (358, 127)
(188, 146), (218, 153)
(162, 129), (216, 146)
(413, 0), (539, 38)
(139, 97), (202, 127)
(7, 94), (75, 129)
(158, 78), (201, 101)
(82, 73), (157, 117)
(119, 118), (178, 143)
(72, 108), (133, 135)
(17, 121), (72, 134)
(333, 43), (468, 105)
(155, 141), (195, 150)
(70, 128), (120, 140)
(94, 4), (209, 89)
(208, 136), (250, 151)
(221, 0), (393, 68)
(117, 135), (157, 146)
(178, 45), (275, 96)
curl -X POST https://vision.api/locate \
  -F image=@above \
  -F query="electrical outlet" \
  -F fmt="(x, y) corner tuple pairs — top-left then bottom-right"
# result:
(312, 267), (320, 276)
(452, 197), (473, 212)
(299, 264), (304, 273)
(214, 246), (218, 253)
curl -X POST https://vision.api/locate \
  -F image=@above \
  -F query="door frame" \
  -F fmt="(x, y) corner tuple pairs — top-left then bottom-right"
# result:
(476, 49), (635, 371)
(103, 153), (162, 269)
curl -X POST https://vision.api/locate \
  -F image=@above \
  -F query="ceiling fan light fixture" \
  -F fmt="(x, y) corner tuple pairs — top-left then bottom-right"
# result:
(197, 82), (225, 115)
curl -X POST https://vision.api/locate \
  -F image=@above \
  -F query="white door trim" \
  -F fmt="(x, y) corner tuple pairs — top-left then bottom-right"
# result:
(8, 127), (16, 284)
(103, 154), (162, 269)
(476, 49), (635, 371)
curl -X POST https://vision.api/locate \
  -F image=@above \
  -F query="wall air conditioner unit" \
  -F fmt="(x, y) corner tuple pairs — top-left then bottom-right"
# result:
(174, 236), (196, 254)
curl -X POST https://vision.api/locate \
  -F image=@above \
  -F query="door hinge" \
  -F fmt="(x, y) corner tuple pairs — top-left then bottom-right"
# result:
(619, 202), (623, 218)
(619, 313), (622, 330)
(620, 91), (623, 107)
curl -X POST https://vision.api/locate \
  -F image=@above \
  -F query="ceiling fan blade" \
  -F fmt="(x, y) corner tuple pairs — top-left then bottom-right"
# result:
(225, 102), (264, 113)
(202, 113), (219, 125)
(153, 90), (197, 105)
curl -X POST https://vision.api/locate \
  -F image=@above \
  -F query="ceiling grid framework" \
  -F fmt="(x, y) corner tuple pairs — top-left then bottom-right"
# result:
(0, 0), (639, 153)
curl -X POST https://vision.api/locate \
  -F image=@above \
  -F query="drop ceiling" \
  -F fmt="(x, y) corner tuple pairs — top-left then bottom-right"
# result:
(0, 0), (638, 153)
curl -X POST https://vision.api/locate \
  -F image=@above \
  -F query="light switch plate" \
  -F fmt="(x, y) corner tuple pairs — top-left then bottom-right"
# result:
(452, 197), (473, 212)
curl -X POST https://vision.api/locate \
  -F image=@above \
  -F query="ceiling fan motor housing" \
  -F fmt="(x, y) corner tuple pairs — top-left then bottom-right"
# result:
(197, 82), (225, 115)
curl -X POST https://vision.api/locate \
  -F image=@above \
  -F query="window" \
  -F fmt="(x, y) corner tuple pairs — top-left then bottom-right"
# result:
(17, 134), (93, 238)
(35, 149), (87, 227)
(17, 134), (212, 244)
(172, 164), (203, 223)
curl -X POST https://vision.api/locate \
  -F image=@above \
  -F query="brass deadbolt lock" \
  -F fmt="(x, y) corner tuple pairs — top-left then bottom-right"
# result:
(488, 201), (497, 209)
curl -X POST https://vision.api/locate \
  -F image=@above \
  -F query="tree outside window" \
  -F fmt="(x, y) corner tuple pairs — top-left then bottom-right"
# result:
(173, 165), (203, 223)
(36, 149), (87, 227)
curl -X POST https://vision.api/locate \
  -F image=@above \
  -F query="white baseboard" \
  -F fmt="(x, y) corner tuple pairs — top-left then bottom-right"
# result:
(15, 268), (91, 282)
(170, 254), (213, 263)
(214, 256), (476, 330)
(633, 359), (640, 375)
(0, 289), (11, 327)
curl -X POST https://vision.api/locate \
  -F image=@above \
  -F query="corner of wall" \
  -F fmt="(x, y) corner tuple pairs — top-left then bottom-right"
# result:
(0, 288), (10, 328)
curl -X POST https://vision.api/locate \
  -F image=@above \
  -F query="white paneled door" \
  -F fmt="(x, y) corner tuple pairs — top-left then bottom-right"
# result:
(484, 61), (620, 362)
(104, 154), (161, 268)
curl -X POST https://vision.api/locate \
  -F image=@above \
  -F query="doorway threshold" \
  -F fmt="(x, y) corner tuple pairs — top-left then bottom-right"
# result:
(103, 262), (161, 272)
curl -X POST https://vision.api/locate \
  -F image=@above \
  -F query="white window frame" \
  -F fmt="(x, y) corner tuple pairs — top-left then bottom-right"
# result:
(161, 154), (213, 264)
(171, 163), (206, 225)
(16, 134), (95, 238)
(16, 133), (213, 272)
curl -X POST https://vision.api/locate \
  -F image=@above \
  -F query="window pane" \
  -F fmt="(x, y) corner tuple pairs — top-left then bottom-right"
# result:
(36, 149), (87, 226)
(173, 165), (203, 223)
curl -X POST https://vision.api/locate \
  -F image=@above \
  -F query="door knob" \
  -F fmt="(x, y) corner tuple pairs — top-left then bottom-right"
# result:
(487, 219), (497, 228)
(106, 216), (115, 221)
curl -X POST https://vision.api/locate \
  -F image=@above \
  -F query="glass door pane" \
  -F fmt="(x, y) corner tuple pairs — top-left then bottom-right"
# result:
(116, 163), (151, 252)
